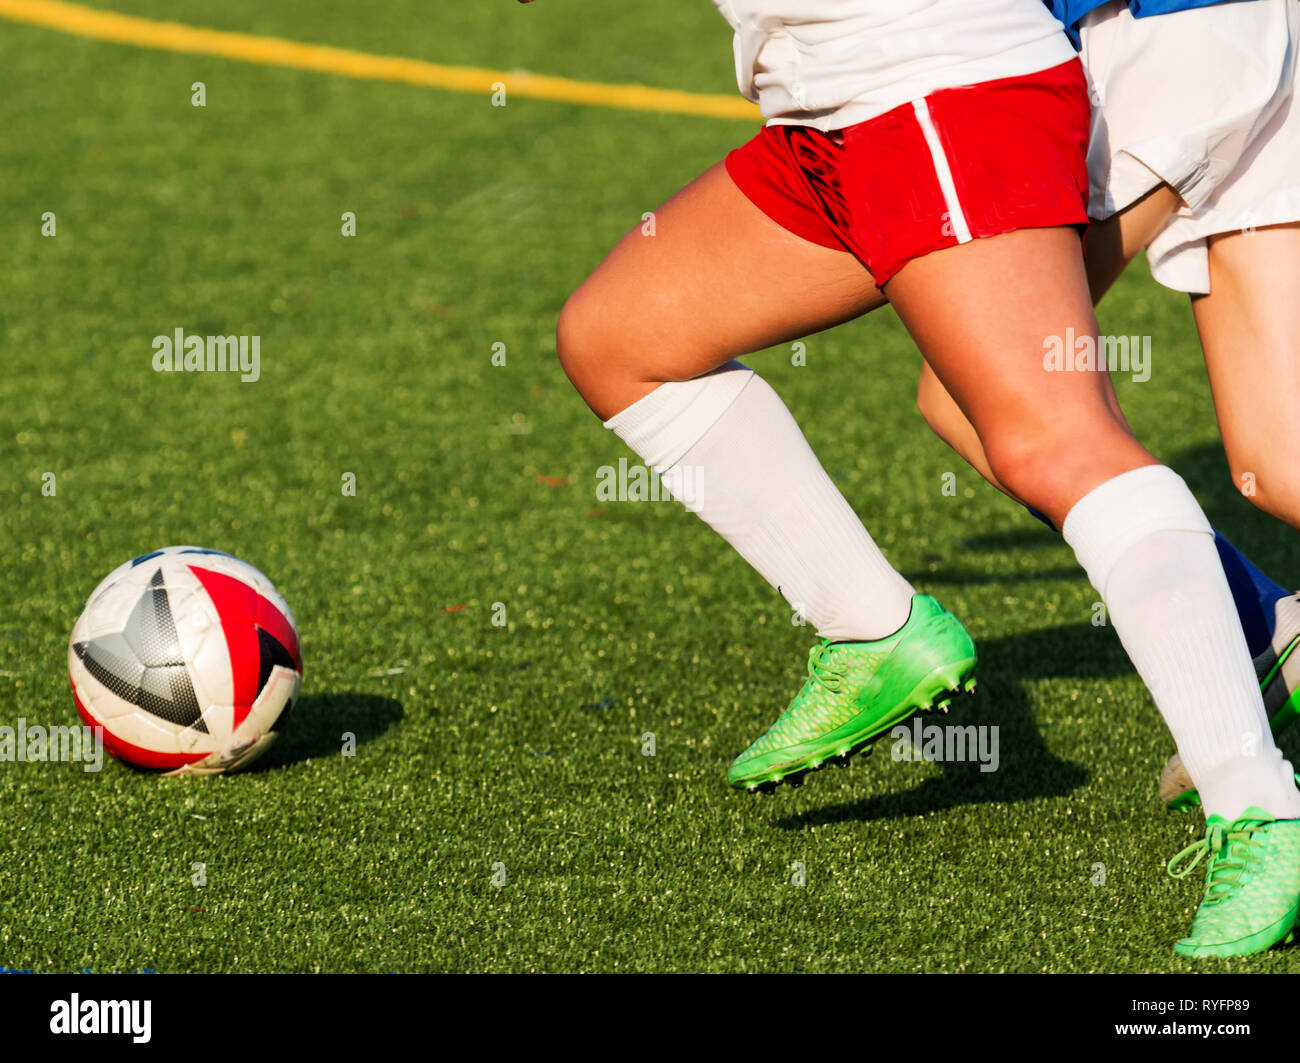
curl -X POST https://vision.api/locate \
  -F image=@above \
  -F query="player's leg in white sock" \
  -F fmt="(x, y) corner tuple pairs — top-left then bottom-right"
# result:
(885, 225), (1300, 822)
(556, 162), (909, 644)
(1063, 466), (1300, 820)
(604, 361), (916, 641)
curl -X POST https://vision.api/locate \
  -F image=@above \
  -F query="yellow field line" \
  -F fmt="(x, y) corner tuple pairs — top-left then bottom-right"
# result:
(0, 0), (759, 122)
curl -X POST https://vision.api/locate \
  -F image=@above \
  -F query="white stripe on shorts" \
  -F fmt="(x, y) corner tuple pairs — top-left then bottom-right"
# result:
(912, 97), (972, 244)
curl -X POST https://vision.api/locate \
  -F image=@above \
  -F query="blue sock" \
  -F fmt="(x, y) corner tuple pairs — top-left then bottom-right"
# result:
(1026, 504), (1285, 657)
(1025, 506), (1055, 531)
(1214, 530), (1288, 658)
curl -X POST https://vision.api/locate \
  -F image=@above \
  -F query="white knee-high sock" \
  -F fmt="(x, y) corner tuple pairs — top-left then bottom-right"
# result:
(1062, 465), (1300, 821)
(604, 362), (916, 640)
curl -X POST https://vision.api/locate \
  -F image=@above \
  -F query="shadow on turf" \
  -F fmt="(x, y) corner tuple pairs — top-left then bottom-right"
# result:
(953, 528), (1061, 552)
(773, 621), (1135, 828)
(250, 693), (404, 771)
(900, 527), (1074, 585)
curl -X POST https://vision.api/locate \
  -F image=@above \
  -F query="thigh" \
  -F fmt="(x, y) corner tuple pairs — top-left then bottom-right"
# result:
(558, 161), (887, 419)
(911, 193), (1169, 485)
(887, 227), (1155, 524)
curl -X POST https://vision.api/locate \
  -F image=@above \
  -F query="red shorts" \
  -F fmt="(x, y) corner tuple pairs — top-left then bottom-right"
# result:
(725, 59), (1091, 286)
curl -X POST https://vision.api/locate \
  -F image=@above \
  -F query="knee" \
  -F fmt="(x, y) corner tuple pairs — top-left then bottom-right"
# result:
(557, 288), (631, 422)
(555, 287), (599, 392)
(555, 286), (650, 420)
(981, 423), (1110, 517)
(981, 430), (1059, 509)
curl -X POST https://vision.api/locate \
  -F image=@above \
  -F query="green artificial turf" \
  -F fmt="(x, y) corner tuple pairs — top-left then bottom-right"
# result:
(2, 1), (1297, 973)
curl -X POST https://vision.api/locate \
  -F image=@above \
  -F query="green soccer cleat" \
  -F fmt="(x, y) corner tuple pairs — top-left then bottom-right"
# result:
(1160, 593), (1300, 811)
(727, 594), (976, 794)
(1167, 808), (1300, 958)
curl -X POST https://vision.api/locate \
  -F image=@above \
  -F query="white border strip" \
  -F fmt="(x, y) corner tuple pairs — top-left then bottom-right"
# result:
(912, 98), (972, 244)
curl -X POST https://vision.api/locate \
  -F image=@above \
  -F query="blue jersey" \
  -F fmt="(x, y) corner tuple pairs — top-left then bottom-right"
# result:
(1046, 0), (1238, 47)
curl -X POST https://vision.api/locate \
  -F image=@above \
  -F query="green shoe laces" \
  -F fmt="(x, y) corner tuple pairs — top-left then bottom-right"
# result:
(806, 640), (845, 694)
(1167, 818), (1271, 905)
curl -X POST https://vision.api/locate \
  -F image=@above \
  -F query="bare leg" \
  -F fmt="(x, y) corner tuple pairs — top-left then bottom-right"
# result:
(1193, 223), (1300, 529)
(915, 357), (1012, 495)
(1083, 185), (1183, 303)
(915, 185), (1179, 488)
(558, 162), (886, 419)
(889, 227), (1155, 527)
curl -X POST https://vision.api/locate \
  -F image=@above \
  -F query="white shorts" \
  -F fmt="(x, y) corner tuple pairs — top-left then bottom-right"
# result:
(1081, 0), (1300, 293)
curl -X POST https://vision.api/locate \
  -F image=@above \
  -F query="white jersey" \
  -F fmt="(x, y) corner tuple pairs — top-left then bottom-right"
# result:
(713, 0), (1076, 130)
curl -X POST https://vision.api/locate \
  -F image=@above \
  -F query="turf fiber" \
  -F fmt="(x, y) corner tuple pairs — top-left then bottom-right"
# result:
(2, 0), (1298, 973)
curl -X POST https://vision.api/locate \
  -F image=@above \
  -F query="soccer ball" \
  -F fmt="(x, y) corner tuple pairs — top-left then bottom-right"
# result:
(67, 546), (302, 775)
